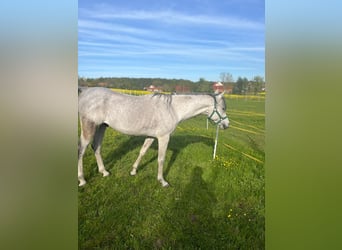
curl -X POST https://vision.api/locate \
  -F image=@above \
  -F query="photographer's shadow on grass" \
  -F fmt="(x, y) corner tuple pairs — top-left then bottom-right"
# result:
(101, 134), (213, 183)
(156, 166), (219, 249)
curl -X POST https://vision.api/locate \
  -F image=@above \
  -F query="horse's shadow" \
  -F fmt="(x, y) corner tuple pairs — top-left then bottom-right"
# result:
(103, 134), (213, 178)
(165, 135), (213, 177)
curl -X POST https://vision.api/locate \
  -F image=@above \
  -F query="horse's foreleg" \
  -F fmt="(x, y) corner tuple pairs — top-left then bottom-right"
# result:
(157, 135), (170, 187)
(130, 137), (154, 176)
(92, 123), (109, 177)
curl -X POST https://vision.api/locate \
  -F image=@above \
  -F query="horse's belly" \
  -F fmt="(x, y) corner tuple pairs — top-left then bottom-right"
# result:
(105, 115), (175, 137)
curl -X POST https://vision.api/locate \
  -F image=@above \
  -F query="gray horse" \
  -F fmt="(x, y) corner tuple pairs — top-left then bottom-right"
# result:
(78, 87), (229, 187)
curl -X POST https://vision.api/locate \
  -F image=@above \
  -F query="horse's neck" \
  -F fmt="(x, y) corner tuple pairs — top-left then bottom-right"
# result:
(172, 95), (211, 122)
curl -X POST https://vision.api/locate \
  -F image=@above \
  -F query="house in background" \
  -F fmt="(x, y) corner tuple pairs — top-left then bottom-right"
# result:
(175, 85), (190, 93)
(144, 85), (163, 92)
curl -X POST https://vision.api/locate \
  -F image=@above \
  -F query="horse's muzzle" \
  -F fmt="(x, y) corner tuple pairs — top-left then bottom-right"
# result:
(220, 120), (229, 129)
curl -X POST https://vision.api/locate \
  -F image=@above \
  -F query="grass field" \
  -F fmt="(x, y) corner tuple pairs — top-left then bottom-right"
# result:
(78, 94), (265, 249)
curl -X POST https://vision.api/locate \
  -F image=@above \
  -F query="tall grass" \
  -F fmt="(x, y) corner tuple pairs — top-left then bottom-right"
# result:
(78, 95), (265, 249)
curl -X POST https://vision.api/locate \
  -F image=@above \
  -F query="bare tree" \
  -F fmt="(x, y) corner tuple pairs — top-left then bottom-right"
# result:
(219, 72), (233, 83)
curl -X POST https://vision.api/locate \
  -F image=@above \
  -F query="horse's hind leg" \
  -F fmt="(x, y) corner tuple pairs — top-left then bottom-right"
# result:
(130, 137), (155, 176)
(78, 117), (96, 186)
(92, 123), (110, 177)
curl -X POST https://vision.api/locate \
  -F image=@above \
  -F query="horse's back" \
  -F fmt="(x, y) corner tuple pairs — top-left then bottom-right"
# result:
(78, 87), (177, 136)
(78, 87), (120, 123)
(79, 87), (117, 100)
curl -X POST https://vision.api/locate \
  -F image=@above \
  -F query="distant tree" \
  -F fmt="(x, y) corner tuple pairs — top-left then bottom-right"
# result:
(219, 72), (233, 83)
(78, 76), (87, 86)
(162, 83), (173, 92)
(194, 77), (212, 93)
(199, 77), (206, 83)
(251, 76), (264, 94)
(235, 77), (249, 94)
(78, 76), (261, 94)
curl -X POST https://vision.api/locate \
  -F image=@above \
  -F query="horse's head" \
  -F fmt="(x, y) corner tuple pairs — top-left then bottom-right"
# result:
(208, 92), (229, 129)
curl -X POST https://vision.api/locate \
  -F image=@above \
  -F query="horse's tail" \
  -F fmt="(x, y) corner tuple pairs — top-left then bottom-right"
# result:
(78, 86), (87, 95)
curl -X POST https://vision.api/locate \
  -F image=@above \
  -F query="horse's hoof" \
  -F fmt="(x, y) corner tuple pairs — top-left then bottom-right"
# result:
(161, 181), (170, 188)
(130, 170), (137, 176)
(102, 170), (110, 177)
(78, 180), (86, 186)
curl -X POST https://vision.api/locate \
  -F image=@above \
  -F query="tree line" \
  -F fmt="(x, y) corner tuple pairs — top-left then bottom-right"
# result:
(78, 74), (265, 95)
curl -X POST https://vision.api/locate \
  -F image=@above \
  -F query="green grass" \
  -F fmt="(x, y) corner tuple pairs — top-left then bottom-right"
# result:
(78, 97), (265, 249)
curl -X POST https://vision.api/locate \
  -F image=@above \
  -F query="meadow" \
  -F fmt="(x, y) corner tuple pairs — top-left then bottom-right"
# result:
(78, 92), (265, 249)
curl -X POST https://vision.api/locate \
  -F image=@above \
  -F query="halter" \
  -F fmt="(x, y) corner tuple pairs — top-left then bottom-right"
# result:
(207, 94), (228, 125)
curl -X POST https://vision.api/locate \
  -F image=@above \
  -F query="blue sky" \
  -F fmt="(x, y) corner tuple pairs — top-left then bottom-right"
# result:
(78, 0), (264, 82)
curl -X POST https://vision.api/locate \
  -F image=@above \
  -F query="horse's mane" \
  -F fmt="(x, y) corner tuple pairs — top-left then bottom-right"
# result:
(151, 92), (225, 109)
(152, 93), (173, 107)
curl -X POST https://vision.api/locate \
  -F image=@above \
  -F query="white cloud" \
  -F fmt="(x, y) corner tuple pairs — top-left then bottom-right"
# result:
(78, 19), (152, 35)
(79, 8), (263, 30)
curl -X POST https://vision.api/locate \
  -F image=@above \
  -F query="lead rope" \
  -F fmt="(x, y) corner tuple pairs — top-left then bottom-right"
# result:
(213, 123), (219, 159)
